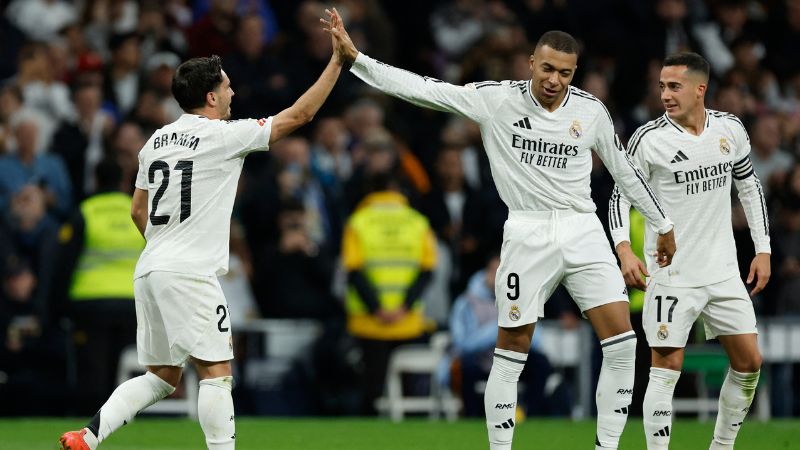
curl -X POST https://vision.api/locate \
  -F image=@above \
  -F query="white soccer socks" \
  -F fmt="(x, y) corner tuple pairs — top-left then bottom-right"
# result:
(709, 369), (759, 450)
(199, 376), (236, 450)
(643, 367), (681, 449)
(595, 331), (637, 450)
(84, 371), (175, 447)
(484, 348), (527, 450)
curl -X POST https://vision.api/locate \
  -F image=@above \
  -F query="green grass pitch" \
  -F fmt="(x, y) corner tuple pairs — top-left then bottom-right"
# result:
(4, 417), (799, 449)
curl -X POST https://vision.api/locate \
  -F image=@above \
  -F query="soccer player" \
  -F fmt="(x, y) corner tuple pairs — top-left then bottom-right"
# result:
(609, 52), (770, 450)
(59, 9), (349, 450)
(327, 10), (676, 450)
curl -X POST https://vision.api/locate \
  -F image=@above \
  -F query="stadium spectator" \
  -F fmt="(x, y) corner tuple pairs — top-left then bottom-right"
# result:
(102, 32), (141, 117)
(444, 253), (554, 417)
(55, 159), (144, 413)
(750, 113), (794, 198)
(342, 171), (436, 415)
(0, 117), (72, 222)
(51, 82), (114, 203)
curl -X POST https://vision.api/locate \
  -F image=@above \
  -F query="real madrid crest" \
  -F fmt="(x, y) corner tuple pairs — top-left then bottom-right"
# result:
(657, 324), (669, 340)
(719, 137), (730, 155)
(569, 120), (582, 139)
(509, 305), (521, 321)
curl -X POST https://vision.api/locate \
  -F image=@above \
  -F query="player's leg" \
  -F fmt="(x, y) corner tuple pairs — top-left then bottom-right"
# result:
(60, 274), (181, 449)
(710, 333), (761, 450)
(485, 213), (561, 450)
(643, 348), (683, 450)
(190, 274), (236, 449)
(639, 282), (705, 449)
(485, 324), (535, 450)
(584, 301), (637, 450)
(59, 365), (180, 450)
(703, 278), (761, 450)
(562, 212), (636, 450)
(194, 358), (236, 450)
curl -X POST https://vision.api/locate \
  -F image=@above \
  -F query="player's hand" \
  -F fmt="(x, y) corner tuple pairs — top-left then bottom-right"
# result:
(616, 242), (648, 290)
(320, 7), (358, 65)
(747, 253), (771, 296)
(655, 228), (676, 267)
(376, 307), (407, 324)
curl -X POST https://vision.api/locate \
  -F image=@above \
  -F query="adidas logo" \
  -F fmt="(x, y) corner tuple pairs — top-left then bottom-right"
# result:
(512, 117), (532, 129)
(653, 426), (670, 437)
(732, 421), (743, 427)
(494, 418), (515, 429)
(614, 405), (629, 414)
(670, 150), (689, 163)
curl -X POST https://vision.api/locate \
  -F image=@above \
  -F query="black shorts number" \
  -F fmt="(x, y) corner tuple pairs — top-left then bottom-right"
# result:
(654, 295), (679, 323)
(507, 273), (519, 300)
(148, 160), (194, 225)
(216, 305), (229, 332)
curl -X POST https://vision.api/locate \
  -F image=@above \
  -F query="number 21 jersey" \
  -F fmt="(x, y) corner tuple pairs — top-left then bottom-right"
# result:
(134, 114), (273, 278)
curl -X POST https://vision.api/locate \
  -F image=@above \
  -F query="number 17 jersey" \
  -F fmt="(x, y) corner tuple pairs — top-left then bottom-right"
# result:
(134, 113), (273, 278)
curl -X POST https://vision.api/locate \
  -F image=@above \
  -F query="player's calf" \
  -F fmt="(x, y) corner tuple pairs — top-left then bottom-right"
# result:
(595, 330), (637, 450)
(643, 367), (681, 450)
(199, 375), (236, 449)
(710, 369), (759, 450)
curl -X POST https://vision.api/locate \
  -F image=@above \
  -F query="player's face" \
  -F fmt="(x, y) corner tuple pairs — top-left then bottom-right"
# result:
(659, 65), (706, 121)
(214, 70), (234, 119)
(529, 45), (577, 109)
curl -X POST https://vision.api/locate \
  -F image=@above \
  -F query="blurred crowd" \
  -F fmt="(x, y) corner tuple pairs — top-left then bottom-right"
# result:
(2, 0), (800, 417)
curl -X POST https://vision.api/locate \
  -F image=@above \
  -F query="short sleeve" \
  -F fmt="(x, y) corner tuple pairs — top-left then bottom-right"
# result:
(135, 150), (147, 190)
(222, 117), (274, 159)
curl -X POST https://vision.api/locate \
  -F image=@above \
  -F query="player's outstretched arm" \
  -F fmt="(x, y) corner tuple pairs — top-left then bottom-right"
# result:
(269, 9), (345, 145)
(328, 9), (491, 123)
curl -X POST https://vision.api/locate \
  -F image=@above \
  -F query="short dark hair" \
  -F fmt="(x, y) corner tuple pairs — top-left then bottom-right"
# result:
(535, 31), (579, 55)
(171, 55), (223, 112)
(663, 52), (710, 81)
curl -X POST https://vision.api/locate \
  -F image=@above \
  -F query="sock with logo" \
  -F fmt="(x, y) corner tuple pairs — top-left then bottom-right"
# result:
(84, 371), (175, 446)
(643, 367), (681, 450)
(199, 376), (236, 449)
(485, 348), (527, 450)
(595, 331), (637, 449)
(709, 369), (759, 449)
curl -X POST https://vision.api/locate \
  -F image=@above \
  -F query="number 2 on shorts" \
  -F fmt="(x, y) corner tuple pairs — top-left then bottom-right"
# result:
(216, 305), (229, 332)
(654, 295), (678, 323)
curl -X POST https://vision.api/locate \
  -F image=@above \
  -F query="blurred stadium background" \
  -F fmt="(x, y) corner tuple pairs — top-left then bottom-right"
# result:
(2, 0), (800, 448)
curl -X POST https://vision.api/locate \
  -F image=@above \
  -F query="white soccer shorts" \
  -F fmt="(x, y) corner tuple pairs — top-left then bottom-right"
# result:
(495, 210), (629, 328)
(134, 271), (234, 367)
(642, 275), (758, 347)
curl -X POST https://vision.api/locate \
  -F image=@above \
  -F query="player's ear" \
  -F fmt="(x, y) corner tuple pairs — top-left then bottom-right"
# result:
(696, 83), (707, 98)
(207, 91), (216, 107)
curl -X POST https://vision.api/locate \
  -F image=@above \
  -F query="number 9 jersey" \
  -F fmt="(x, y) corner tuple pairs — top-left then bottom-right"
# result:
(134, 114), (273, 279)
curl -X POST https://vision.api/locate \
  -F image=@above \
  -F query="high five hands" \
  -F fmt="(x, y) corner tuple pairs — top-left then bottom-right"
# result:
(320, 8), (359, 65)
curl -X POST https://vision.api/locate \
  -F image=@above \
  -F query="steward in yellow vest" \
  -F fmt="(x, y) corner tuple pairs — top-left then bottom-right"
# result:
(342, 189), (437, 340)
(58, 159), (144, 412)
(341, 174), (436, 414)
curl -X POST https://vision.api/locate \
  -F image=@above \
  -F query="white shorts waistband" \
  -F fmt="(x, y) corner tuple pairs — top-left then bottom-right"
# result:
(508, 209), (588, 221)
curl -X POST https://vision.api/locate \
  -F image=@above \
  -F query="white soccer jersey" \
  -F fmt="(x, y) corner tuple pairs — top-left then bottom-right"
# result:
(609, 110), (770, 287)
(350, 53), (672, 233)
(134, 114), (273, 278)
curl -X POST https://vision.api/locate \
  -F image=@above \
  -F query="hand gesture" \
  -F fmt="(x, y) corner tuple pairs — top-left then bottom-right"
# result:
(747, 253), (771, 296)
(320, 7), (358, 65)
(655, 228), (676, 267)
(616, 242), (648, 290)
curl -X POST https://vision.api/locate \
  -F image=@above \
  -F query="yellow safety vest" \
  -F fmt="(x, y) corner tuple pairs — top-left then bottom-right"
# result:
(342, 192), (436, 340)
(69, 192), (144, 300)
(629, 209), (646, 312)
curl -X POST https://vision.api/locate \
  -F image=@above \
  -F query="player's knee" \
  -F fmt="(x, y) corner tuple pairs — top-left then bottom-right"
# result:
(601, 332), (637, 369)
(731, 352), (762, 374)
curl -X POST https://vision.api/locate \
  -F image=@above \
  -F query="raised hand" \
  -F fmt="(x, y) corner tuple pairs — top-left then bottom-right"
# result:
(320, 7), (358, 65)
